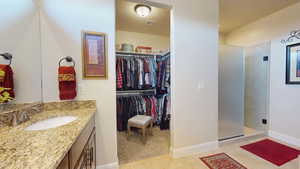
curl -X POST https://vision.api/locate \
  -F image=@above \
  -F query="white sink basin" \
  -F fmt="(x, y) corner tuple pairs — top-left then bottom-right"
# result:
(25, 116), (77, 131)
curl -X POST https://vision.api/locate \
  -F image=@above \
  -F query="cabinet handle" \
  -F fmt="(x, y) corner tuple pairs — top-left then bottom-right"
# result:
(90, 147), (93, 167)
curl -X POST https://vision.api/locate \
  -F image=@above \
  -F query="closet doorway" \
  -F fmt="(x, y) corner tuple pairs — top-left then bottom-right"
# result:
(115, 0), (171, 164)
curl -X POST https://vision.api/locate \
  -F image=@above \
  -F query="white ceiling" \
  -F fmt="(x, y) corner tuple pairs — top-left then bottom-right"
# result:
(116, 0), (170, 36)
(220, 0), (300, 34)
(117, 0), (300, 35)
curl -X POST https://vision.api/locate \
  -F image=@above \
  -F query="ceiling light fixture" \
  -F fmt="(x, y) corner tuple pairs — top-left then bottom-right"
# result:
(135, 4), (151, 17)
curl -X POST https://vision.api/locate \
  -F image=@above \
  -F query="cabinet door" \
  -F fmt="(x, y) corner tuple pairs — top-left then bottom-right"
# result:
(81, 129), (96, 169)
(86, 129), (96, 169)
(57, 153), (69, 169)
(69, 116), (95, 169)
(89, 131), (96, 169)
(75, 151), (87, 169)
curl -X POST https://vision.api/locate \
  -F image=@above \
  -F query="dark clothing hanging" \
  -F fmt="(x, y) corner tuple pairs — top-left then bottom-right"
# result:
(116, 52), (171, 131)
(156, 94), (170, 130)
(156, 53), (170, 94)
(160, 95), (170, 130)
(117, 96), (158, 131)
(116, 57), (157, 90)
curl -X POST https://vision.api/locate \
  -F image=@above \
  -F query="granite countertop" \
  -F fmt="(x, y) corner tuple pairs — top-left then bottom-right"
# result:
(0, 101), (96, 169)
(0, 102), (41, 116)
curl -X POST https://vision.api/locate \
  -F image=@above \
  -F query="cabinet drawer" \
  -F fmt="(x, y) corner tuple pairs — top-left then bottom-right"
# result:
(69, 115), (95, 169)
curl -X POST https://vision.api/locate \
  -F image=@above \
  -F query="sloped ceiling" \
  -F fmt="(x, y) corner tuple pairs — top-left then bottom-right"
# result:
(220, 0), (300, 33)
(117, 0), (300, 35)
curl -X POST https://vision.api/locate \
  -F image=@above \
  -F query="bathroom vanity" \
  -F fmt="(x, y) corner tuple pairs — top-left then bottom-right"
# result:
(0, 2), (98, 169)
(0, 101), (96, 169)
(57, 116), (96, 169)
(0, 1), (100, 168)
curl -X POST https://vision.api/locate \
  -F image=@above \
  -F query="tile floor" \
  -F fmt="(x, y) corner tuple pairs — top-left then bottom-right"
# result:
(118, 127), (170, 164)
(120, 136), (300, 169)
(244, 127), (264, 136)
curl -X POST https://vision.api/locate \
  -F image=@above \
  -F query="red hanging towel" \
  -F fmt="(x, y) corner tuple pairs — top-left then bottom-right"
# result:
(58, 66), (77, 100)
(0, 64), (14, 103)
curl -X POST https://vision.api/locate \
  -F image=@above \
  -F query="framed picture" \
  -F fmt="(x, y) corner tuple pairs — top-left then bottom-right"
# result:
(82, 31), (107, 79)
(286, 43), (300, 84)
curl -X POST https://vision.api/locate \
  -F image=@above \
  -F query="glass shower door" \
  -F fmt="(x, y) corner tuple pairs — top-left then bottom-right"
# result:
(219, 45), (244, 140)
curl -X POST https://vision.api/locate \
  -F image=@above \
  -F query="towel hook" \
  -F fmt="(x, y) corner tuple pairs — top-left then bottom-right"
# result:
(0, 53), (12, 65)
(59, 56), (75, 67)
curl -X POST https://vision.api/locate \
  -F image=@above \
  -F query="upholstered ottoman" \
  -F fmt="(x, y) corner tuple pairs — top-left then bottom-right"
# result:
(127, 115), (153, 144)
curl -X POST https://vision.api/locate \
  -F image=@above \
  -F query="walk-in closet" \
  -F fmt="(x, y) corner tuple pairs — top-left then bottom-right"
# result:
(115, 0), (171, 164)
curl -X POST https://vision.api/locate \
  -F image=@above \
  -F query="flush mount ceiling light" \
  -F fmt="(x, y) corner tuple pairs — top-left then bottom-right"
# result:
(135, 4), (152, 17)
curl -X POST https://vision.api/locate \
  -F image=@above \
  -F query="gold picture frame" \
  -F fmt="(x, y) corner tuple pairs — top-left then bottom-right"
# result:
(82, 31), (107, 79)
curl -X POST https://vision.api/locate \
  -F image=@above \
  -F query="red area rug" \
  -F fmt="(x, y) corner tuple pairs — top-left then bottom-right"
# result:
(241, 139), (300, 166)
(200, 153), (247, 169)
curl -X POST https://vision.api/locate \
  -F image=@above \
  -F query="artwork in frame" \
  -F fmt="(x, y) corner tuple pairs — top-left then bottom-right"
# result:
(82, 31), (107, 79)
(286, 43), (300, 84)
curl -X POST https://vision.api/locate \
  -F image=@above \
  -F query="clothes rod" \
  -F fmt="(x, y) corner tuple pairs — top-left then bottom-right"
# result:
(117, 89), (156, 93)
(116, 89), (156, 96)
(157, 53), (170, 61)
(117, 93), (156, 97)
(116, 52), (156, 57)
(157, 51), (170, 57)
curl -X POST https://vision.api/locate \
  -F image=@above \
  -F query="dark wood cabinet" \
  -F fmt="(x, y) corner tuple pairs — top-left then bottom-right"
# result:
(57, 115), (96, 169)
(56, 153), (69, 169)
(88, 130), (96, 169)
(75, 129), (96, 169)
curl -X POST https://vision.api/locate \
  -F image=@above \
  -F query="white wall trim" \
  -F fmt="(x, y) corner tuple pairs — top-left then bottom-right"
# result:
(268, 131), (300, 147)
(96, 162), (119, 169)
(172, 141), (218, 158)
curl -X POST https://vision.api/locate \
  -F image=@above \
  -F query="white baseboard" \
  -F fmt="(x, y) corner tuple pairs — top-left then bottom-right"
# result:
(172, 141), (218, 158)
(268, 131), (300, 147)
(96, 162), (119, 169)
(298, 156), (300, 169)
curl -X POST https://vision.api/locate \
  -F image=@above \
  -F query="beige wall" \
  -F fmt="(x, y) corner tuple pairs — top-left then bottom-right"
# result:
(0, 0), (42, 103)
(171, 0), (219, 155)
(39, 0), (219, 167)
(40, 0), (117, 166)
(116, 30), (170, 52)
(219, 32), (226, 44)
(225, 2), (300, 47)
(225, 2), (300, 146)
(269, 37), (300, 146)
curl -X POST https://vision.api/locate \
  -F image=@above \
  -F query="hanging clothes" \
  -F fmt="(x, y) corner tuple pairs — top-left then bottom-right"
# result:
(156, 94), (171, 130)
(156, 53), (170, 94)
(117, 95), (158, 131)
(116, 52), (171, 131)
(116, 56), (157, 90)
